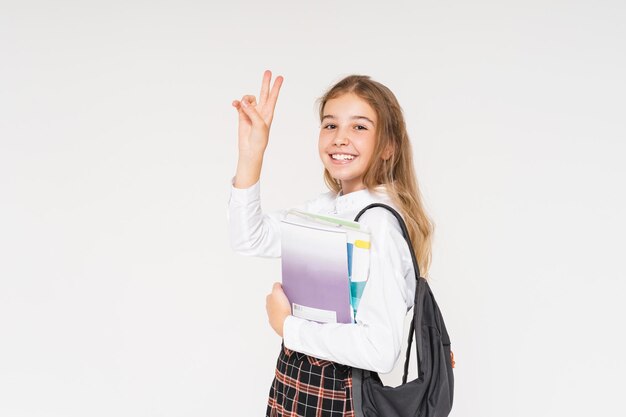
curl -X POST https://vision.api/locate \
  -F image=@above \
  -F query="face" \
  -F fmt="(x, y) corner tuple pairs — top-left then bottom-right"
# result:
(318, 93), (378, 195)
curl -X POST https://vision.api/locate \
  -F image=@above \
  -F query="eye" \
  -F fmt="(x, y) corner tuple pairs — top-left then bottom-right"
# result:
(354, 125), (368, 130)
(323, 124), (336, 130)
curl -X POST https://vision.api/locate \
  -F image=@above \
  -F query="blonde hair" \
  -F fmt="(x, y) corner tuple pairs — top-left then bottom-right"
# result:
(318, 75), (434, 277)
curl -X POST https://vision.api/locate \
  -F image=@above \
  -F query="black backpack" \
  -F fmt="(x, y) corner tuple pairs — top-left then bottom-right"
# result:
(352, 203), (454, 417)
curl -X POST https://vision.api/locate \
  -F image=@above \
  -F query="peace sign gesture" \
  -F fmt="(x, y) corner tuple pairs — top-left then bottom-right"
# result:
(232, 70), (284, 159)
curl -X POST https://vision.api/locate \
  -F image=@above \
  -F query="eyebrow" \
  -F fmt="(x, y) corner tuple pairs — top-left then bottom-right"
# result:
(322, 115), (376, 126)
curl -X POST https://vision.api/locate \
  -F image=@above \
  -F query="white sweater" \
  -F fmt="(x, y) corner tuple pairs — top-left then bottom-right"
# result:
(227, 178), (416, 373)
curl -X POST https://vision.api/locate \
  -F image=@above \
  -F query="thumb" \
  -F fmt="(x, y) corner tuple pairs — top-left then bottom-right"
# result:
(272, 282), (283, 292)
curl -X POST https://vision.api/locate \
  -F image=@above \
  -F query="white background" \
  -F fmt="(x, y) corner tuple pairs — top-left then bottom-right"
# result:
(1, 0), (625, 416)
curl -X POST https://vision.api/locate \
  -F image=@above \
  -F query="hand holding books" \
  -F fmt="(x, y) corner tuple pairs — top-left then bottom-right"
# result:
(265, 282), (290, 337)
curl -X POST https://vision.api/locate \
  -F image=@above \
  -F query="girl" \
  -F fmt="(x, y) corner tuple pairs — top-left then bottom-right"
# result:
(228, 70), (434, 417)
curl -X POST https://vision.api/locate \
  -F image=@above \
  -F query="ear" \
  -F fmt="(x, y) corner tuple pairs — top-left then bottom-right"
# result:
(381, 143), (394, 161)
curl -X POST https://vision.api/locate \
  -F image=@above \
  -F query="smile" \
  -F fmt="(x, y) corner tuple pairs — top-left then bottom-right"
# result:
(330, 154), (356, 161)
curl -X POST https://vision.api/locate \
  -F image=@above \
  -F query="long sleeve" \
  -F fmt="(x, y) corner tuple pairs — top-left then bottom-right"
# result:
(282, 207), (416, 373)
(227, 177), (285, 258)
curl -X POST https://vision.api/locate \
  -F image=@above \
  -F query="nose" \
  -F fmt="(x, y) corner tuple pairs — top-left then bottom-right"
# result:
(333, 131), (349, 147)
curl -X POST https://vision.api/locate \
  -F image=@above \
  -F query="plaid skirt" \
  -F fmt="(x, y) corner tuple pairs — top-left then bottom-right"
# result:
(266, 344), (354, 417)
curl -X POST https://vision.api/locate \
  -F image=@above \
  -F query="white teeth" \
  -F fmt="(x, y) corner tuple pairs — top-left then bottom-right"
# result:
(331, 154), (355, 160)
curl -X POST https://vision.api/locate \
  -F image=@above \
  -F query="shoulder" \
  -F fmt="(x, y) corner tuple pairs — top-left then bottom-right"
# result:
(356, 187), (404, 236)
(357, 205), (404, 240)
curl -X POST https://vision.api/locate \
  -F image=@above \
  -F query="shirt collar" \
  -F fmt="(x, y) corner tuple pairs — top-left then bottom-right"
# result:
(333, 185), (389, 214)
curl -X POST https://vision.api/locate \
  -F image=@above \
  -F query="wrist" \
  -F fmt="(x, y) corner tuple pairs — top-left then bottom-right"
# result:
(234, 155), (263, 189)
(279, 314), (292, 338)
(238, 148), (265, 164)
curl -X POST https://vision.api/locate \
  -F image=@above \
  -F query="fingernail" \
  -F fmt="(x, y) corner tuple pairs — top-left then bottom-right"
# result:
(242, 100), (248, 108)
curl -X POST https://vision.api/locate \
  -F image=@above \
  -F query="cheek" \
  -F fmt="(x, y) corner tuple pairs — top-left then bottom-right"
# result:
(363, 133), (378, 156)
(317, 138), (327, 159)
(353, 135), (374, 154)
(318, 132), (330, 151)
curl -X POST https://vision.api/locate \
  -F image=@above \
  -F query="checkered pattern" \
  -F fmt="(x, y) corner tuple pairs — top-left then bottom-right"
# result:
(266, 345), (354, 417)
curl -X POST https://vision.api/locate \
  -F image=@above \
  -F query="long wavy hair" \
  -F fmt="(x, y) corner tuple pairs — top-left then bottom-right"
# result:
(318, 75), (434, 277)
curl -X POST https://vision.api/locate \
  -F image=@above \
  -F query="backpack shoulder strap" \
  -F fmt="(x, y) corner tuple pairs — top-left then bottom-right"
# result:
(353, 203), (421, 279)
(353, 203), (423, 383)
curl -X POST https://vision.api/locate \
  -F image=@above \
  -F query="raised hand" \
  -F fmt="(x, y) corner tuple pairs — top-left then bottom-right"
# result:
(232, 70), (284, 159)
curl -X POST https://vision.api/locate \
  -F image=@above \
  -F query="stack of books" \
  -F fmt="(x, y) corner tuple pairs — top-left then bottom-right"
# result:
(280, 209), (371, 324)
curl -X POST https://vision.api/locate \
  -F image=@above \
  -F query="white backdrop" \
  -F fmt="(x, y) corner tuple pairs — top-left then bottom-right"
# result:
(1, 0), (625, 416)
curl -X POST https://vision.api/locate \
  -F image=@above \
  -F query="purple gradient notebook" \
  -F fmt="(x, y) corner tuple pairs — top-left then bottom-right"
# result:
(280, 210), (370, 324)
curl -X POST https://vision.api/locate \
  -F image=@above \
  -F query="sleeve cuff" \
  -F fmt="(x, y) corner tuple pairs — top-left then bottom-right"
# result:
(283, 315), (305, 351)
(229, 176), (261, 206)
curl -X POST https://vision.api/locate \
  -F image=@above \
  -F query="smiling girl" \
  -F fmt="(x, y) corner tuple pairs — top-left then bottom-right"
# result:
(228, 71), (434, 417)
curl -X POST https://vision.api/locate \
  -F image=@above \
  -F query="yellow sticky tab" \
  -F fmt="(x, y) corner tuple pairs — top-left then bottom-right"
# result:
(355, 240), (370, 249)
